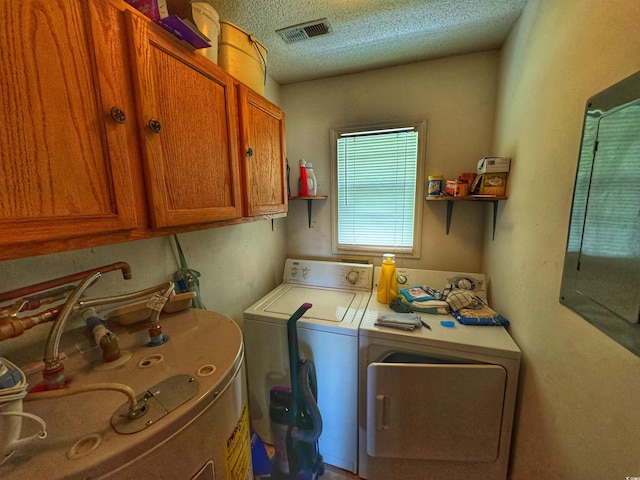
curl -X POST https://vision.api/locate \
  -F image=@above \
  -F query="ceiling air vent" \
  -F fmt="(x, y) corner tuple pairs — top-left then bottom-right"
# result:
(276, 19), (333, 44)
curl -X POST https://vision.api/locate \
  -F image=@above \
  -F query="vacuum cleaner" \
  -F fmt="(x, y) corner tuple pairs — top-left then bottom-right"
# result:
(269, 303), (325, 480)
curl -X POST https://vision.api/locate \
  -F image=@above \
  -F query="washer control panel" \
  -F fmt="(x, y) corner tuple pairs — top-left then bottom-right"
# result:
(284, 259), (373, 291)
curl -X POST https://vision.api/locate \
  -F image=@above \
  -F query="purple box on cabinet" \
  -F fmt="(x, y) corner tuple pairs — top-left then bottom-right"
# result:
(125, 0), (211, 49)
(125, 0), (162, 21)
(158, 16), (211, 49)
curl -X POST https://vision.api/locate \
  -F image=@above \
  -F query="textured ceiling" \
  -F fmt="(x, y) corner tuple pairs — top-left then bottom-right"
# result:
(204, 0), (528, 85)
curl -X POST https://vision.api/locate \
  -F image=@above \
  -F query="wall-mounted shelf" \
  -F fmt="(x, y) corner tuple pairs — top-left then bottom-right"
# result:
(425, 195), (508, 240)
(289, 196), (328, 227)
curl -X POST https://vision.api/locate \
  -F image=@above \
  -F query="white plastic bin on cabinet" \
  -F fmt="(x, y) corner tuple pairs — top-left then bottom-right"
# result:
(192, 1), (220, 64)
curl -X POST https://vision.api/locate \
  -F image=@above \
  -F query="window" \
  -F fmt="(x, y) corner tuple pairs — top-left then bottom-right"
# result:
(331, 120), (426, 256)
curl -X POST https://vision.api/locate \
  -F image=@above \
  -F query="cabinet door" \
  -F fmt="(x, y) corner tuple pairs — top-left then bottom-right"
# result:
(125, 12), (242, 228)
(237, 86), (287, 217)
(0, 0), (137, 246)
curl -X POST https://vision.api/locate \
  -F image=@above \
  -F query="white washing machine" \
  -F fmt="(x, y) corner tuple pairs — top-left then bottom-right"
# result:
(359, 268), (521, 480)
(243, 258), (373, 473)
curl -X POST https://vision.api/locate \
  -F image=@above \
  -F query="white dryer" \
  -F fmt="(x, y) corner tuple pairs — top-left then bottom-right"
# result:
(359, 268), (521, 480)
(243, 258), (373, 473)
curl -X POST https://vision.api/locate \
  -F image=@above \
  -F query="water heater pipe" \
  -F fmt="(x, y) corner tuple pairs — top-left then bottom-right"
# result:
(0, 262), (132, 304)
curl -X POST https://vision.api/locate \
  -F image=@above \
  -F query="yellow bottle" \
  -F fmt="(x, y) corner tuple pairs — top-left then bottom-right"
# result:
(377, 253), (398, 304)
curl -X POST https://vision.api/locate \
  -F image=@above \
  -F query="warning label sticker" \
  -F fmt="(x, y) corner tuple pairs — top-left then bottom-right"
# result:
(224, 403), (251, 480)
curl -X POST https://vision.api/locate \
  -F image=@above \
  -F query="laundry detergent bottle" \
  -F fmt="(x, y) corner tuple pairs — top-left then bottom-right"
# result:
(298, 159), (309, 196)
(306, 162), (317, 196)
(376, 253), (398, 304)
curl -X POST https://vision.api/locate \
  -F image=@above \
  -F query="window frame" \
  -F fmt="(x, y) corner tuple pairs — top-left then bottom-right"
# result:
(330, 119), (427, 258)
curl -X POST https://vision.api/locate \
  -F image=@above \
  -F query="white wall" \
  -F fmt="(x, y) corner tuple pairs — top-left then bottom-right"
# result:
(487, 0), (640, 478)
(264, 75), (281, 106)
(281, 51), (500, 272)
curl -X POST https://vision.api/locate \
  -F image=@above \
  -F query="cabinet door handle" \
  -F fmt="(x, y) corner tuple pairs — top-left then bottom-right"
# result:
(148, 119), (162, 134)
(246, 147), (253, 157)
(110, 107), (126, 124)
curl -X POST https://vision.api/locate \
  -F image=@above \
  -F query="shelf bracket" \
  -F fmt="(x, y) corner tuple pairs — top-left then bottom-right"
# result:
(491, 200), (498, 240)
(306, 199), (313, 228)
(446, 200), (454, 234)
(444, 199), (500, 240)
(289, 196), (327, 228)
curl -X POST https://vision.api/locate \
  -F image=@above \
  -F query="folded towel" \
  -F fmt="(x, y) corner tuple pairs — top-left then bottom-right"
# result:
(390, 296), (413, 313)
(411, 299), (449, 314)
(399, 286), (436, 303)
(445, 290), (482, 311)
(421, 284), (453, 301)
(375, 313), (423, 331)
(391, 295), (449, 315)
(413, 299), (449, 308)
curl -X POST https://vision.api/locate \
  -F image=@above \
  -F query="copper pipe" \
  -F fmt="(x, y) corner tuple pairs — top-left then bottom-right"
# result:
(0, 306), (60, 341)
(0, 262), (132, 304)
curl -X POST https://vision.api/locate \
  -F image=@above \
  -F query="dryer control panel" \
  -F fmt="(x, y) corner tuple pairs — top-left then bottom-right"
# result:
(375, 268), (487, 299)
(284, 258), (373, 291)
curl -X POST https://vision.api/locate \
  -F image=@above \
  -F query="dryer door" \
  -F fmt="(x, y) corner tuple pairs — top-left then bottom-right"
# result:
(366, 362), (506, 462)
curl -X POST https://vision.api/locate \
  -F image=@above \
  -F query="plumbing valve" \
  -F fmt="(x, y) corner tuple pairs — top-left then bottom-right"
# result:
(145, 286), (174, 347)
(83, 308), (121, 363)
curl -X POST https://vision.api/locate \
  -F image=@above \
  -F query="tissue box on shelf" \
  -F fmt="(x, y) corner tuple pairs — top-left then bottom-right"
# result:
(479, 173), (508, 196)
(125, 0), (212, 49)
(125, 0), (162, 21)
(159, 16), (211, 49)
(477, 156), (511, 174)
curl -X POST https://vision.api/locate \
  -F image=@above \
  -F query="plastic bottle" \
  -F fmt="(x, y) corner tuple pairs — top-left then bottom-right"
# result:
(299, 159), (309, 196)
(376, 253), (398, 304)
(427, 174), (443, 196)
(191, 2), (220, 64)
(286, 158), (291, 197)
(306, 162), (317, 196)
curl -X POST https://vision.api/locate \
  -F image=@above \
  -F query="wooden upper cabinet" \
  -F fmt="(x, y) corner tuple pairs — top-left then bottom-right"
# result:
(237, 85), (287, 217)
(0, 0), (137, 245)
(125, 11), (243, 228)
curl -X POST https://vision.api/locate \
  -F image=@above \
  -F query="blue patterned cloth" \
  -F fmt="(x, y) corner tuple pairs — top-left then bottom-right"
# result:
(451, 309), (510, 326)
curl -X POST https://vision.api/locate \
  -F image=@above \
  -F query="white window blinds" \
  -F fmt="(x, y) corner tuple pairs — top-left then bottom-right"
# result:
(336, 126), (419, 252)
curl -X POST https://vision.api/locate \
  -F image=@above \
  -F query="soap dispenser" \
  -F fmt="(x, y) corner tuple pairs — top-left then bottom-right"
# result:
(376, 253), (398, 304)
